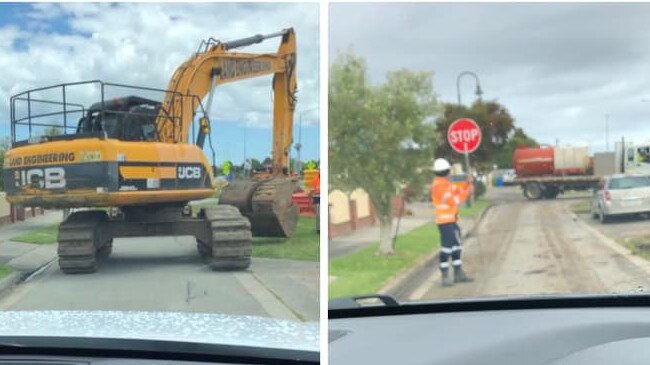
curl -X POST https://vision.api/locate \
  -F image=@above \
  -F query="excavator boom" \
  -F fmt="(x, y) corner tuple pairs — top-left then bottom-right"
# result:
(157, 29), (297, 176)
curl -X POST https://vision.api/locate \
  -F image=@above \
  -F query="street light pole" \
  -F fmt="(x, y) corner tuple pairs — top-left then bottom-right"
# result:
(295, 112), (303, 174)
(295, 107), (318, 174)
(456, 71), (483, 106)
(456, 71), (483, 207)
(243, 124), (247, 161)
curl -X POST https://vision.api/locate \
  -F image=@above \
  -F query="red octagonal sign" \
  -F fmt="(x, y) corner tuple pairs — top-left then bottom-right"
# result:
(448, 118), (482, 154)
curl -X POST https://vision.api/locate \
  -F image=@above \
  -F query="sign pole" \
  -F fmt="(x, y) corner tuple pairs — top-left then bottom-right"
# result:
(464, 145), (472, 208)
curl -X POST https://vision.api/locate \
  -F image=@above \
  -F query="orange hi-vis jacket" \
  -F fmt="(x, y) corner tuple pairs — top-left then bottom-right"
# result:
(431, 176), (470, 225)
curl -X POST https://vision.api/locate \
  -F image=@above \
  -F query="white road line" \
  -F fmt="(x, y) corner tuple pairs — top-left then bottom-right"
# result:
(234, 272), (299, 321)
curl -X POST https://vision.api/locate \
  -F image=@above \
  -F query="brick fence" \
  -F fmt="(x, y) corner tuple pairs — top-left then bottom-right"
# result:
(0, 192), (44, 226)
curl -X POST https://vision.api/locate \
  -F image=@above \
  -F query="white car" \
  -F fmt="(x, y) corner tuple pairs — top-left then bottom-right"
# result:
(591, 174), (650, 223)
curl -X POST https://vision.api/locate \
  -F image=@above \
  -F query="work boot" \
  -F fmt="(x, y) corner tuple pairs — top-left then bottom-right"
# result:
(453, 267), (474, 283)
(441, 269), (453, 287)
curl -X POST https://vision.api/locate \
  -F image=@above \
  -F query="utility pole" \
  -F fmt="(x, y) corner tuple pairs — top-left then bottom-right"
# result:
(605, 113), (610, 151)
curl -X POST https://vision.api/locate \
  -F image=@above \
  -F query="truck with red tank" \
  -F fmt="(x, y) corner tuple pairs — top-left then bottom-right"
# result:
(513, 141), (650, 200)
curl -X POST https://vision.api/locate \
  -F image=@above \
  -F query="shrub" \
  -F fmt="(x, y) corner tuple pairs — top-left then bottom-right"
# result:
(473, 180), (486, 199)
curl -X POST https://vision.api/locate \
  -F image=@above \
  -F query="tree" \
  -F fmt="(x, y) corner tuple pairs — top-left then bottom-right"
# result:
(434, 100), (515, 171)
(0, 137), (11, 191)
(41, 126), (62, 137)
(250, 158), (262, 171)
(330, 51), (439, 254)
(493, 127), (539, 169)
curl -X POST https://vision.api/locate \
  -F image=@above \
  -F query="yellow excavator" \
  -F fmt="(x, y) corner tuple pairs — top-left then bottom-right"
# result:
(3, 29), (299, 273)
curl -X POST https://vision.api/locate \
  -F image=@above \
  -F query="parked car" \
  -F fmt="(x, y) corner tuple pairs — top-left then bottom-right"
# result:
(591, 174), (650, 223)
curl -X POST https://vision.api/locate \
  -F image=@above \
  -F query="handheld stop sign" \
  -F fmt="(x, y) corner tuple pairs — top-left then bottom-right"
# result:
(448, 118), (482, 154)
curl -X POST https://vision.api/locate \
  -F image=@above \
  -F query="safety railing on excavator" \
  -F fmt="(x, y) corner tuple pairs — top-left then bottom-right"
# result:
(10, 80), (209, 147)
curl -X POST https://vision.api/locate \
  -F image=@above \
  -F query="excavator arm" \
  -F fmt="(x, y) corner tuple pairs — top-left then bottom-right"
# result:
(154, 29), (300, 237)
(156, 28), (297, 175)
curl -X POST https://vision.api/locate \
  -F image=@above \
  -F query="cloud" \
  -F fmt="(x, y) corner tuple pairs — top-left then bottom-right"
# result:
(330, 3), (650, 152)
(0, 2), (319, 140)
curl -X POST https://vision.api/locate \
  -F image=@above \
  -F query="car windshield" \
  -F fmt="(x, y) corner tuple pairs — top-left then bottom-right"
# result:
(0, 2), (320, 353)
(609, 177), (650, 190)
(329, 2), (650, 307)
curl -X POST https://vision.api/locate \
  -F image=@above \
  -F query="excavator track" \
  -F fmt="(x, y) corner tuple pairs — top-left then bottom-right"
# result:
(57, 211), (111, 274)
(197, 205), (252, 270)
(219, 177), (298, 237)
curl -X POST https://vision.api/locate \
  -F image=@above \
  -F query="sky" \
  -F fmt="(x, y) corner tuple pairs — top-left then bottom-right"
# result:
(329, 3), (650, 154)
(0, 3), (320, 164)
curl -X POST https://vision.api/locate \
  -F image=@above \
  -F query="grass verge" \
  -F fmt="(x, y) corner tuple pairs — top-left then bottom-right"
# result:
(0, 264), (11, 281)
(569, 199), (592, 215)
(189, 198), (220, 217)
(618, 235), (650, 262)
(329, 198), (491, 299)
(459, 198), (490, 218)
(253, 217), (319, 261)
(8, 216), (319, 262)
(329, 223), (439, 299)
(10, 224), (59, 244)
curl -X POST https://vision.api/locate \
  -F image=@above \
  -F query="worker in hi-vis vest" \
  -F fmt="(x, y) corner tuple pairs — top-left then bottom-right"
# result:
(311, 171), (320, 234)
(431, 158), (473, 287)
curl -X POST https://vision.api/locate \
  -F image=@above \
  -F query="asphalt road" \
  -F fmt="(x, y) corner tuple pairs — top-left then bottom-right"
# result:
(0, 236), (318, 322)
(401, 186), (650, 301)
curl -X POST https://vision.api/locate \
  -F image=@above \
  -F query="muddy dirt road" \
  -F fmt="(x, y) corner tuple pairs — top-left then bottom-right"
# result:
(403, 187), (650, 301)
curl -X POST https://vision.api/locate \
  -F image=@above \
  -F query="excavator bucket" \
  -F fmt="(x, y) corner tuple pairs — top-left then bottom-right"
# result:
(219, 177), (299, 237)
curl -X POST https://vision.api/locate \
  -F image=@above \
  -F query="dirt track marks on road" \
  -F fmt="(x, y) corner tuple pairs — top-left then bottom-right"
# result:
(422, 196), (650, 300)
(539, 204), (604, 293)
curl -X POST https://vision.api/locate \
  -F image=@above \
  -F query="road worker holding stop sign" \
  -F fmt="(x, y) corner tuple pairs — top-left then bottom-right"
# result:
(431, 158), (473, 287)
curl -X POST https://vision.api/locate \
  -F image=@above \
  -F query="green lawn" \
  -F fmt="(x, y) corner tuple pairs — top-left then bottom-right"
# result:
(189, 198), (220, 217)
(253, 217), (319, 261)
(7, 216), (319, 262)
(329, 223), (440, 299)
(460, 198), (490, 218)
(10, 224), (59, 244)
(618, 235), (650, 262)
(329, 198), (491, 299)
(569, 199), (592, 215)
(0, 264), (11, 281)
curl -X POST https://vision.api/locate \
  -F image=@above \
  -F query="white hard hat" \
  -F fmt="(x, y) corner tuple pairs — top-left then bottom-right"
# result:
(433, 158), (451, 172)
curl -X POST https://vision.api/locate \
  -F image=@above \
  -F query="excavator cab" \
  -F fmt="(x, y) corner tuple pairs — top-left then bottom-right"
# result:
(75, 96), (160, 142)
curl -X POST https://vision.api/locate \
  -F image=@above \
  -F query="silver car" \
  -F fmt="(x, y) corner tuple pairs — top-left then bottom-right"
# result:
(591, 174), (650, 223)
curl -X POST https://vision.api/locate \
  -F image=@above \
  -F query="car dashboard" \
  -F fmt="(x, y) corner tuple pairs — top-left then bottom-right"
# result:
(329, 294), (650, 365)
